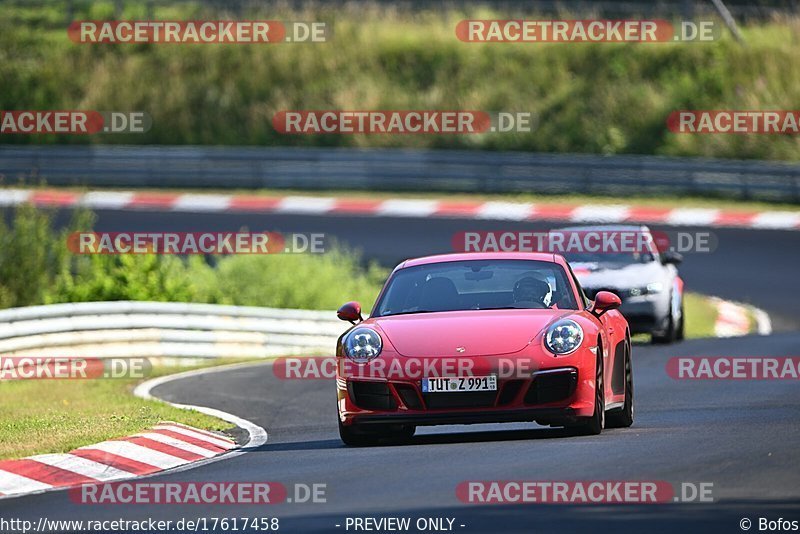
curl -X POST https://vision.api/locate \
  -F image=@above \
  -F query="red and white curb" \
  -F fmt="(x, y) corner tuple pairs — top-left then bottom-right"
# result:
(0, 422), (236, 498)
(0, 362), (269, 501)
(712, 297), (773, 338)
(1, 189), (799, 230)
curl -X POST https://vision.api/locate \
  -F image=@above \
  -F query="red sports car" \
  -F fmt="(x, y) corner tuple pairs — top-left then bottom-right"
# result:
(335, 252), (633, 446)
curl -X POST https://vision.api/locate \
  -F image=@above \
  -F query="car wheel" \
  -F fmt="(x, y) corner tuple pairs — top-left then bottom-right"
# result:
(652, 293), (678, 344)
(338, 418), (415, 447)
(606, 340), (634, 428)
(568, 349), (605, 436)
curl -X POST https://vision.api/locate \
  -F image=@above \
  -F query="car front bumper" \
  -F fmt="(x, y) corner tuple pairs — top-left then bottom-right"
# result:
(585, 288), (671, 334)
(337, 350), (599, 428)
(621, 295), (671, 334)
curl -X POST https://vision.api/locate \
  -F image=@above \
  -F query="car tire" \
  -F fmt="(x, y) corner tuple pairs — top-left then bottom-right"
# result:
(652, 293), (678, 344)
(606, 340), (634, 428)
(338, 418), (415, 447)
(568, 349), (605, 436)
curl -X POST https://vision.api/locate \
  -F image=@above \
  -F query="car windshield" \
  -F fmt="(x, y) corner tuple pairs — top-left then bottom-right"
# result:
(374, 259), (578, 316)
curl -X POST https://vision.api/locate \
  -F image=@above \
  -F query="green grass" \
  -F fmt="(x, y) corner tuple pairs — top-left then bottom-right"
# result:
(1, 3), (800, 160)
(684, 291), (720, 339)
(0, 361), (241, 460)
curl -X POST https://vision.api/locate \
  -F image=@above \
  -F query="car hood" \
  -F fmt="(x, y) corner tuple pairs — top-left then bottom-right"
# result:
(571, 261), (664, 289)
(369, 309), (573, 357)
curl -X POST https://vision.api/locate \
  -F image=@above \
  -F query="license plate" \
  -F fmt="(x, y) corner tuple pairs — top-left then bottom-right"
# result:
(422, 376), (497, 393)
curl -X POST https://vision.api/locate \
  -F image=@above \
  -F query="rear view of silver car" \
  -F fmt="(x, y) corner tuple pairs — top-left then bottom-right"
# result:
(555, 225), (684, 344)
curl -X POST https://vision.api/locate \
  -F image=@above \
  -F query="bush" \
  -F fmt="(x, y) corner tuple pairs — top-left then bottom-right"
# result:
(0, 206), (387, 311)
(0, 205), (92, 308)
(213, 247), (387, 310)
(50, 254), (221, 304)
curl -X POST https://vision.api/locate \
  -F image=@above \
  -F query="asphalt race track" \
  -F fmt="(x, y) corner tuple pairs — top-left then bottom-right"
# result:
(5, 208), (799, 533)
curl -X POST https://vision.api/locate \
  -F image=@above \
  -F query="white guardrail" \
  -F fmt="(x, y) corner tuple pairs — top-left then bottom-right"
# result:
(0, 301), (348, 359)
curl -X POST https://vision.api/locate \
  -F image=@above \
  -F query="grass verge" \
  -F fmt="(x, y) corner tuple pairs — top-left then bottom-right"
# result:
(684, 292), (720, 339)
(0, 360), (244, 461)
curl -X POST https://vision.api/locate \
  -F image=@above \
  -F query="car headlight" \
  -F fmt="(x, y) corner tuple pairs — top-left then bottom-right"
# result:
(646, 282), (664, 294)
(545, 319), (584, 355)
(629, 282), (663, 297)
(343, 328), (382, 363)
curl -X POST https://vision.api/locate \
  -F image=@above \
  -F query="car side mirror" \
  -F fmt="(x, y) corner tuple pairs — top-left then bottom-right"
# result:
(591, 291), (621, 318)
(661, 250), (683, 265)
(337, 301), (363, 324)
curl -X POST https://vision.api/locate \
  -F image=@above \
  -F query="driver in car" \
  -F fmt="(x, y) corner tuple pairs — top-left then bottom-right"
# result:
(512, 276), (552, 308)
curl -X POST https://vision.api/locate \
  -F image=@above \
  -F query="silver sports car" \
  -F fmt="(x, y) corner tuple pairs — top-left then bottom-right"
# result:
(554, 225), (684, 344)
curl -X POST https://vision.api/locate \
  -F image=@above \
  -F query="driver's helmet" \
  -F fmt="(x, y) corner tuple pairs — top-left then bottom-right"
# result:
(513, 276), (552, 305)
